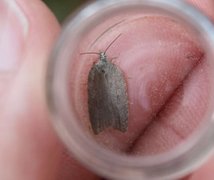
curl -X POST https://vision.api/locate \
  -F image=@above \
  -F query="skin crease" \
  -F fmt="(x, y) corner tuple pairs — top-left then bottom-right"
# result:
(0, 0), (213, 180)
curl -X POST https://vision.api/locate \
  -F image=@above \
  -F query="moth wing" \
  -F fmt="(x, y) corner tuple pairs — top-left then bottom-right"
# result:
(88, 61), (128, 134)
(106, 62), (128, 132)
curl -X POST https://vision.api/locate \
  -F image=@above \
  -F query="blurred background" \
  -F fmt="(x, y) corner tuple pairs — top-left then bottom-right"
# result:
(43, 0), (88, 23)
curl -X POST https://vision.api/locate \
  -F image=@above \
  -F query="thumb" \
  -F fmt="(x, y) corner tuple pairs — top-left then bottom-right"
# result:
(0, 0), (61, 179)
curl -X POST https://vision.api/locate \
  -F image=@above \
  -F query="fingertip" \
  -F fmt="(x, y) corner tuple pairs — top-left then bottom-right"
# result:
(186, 155), (214, 180)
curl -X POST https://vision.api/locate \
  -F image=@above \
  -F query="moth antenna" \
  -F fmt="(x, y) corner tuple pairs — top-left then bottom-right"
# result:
(80, 33), (122, 56)
(104, 33), (122, 54)
(90, 19), (125, 47)
(80, 52), (100, 55)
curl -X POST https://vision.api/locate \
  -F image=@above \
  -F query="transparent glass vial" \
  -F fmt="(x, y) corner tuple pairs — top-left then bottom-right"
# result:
(47, 0), (214, 180)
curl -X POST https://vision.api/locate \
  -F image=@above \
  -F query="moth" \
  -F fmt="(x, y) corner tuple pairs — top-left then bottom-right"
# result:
(81, 34), (128, 134)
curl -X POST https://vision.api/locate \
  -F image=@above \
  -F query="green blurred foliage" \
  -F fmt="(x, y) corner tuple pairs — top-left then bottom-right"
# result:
(43, 0), (86, 23)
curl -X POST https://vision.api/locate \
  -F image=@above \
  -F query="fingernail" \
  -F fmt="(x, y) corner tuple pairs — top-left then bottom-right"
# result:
(0, 0), (28, 72)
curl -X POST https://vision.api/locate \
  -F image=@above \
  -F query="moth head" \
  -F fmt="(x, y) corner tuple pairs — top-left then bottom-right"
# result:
(100, 52), (107, 62)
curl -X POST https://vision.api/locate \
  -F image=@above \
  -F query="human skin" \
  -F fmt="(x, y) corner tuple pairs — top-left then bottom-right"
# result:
(0, 0), (213, 180)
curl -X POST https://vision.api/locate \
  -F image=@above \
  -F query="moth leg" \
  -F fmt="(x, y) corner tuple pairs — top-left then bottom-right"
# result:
(110, 57), (118, 63)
